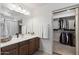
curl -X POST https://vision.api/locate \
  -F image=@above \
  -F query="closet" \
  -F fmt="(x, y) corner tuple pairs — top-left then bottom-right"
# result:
(52, 7), (79, 55)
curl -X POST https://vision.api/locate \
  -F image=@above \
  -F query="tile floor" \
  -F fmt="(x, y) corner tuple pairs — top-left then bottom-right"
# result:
(53, 41), (76, 55)
(33, 50), (59, 55)
(34, 51), (50, 55)
(34, 41), (76, 55)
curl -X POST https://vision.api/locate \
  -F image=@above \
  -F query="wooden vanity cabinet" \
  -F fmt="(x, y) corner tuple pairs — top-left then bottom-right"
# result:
(1, 37), (40, 55)
(1, 44), (19, 55)
(28, 38), (36, 54)
(35, 37), (40, 51)
(19, 40), (29, 55)
(28, 37), (40, 55)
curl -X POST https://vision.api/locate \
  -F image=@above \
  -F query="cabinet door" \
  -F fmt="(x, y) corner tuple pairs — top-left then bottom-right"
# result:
(19, 45), (28, 55)
(35, 37), (40, 51)
(28, 39), (36, 55)
(1, 48), (18, 55)
(1, 44), (18, 55)
(19, 41), (29, 55)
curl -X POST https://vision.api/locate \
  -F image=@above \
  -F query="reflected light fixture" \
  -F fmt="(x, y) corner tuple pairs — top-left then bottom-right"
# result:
(6, 4), (30, 16)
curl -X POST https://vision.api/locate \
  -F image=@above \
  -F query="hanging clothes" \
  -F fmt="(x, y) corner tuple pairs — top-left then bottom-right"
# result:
(59, 18), (63, 29)
(59, 32), (74, 46)
(68, 33), (74, 46)
(59, 32), (67, 44)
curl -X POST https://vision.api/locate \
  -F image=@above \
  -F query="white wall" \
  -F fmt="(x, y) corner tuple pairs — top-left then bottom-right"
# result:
(35, 8), (53, 54)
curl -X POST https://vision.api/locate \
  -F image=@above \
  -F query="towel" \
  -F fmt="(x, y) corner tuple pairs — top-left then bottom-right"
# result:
(4, 21), (9, 37)
(42, 24), (48, 39)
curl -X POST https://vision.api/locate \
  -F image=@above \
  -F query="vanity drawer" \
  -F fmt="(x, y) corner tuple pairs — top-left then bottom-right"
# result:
(1, 43), (19, 55)
(1, 48), (18, 55)
(1, 44), (18, 52)
(19, 40), (29, 46)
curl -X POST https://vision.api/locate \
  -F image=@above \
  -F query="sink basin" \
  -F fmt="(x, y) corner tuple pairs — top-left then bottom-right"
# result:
(0, 36), (12, 43)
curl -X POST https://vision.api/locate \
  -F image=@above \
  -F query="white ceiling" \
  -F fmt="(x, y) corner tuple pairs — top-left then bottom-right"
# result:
(20, 3), (77, 11)
(14, 3), (78, 15)
(0, 3), (78, 13)
(0, 3), (78, 19)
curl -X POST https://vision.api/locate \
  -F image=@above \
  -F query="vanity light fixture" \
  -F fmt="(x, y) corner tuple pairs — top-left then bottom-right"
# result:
(6, 4), (30, 16)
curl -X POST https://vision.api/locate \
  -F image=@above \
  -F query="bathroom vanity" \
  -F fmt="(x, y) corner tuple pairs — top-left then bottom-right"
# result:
(1, 35), (40, 55)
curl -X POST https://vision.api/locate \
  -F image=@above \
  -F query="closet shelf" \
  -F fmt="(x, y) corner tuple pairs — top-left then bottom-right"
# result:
(53, 15), (75, 20)
(53, 29), (75, 31)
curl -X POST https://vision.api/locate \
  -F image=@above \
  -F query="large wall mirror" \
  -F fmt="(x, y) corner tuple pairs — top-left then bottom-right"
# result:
(0, 16), (18, 38)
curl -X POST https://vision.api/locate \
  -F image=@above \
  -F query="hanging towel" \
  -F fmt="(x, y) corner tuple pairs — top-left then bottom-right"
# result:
(42, 24), (48, 39)
(4, 21), (9, 38)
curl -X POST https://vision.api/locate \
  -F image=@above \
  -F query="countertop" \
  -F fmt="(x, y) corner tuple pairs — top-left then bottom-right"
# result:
(0, 34), (39, 48)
